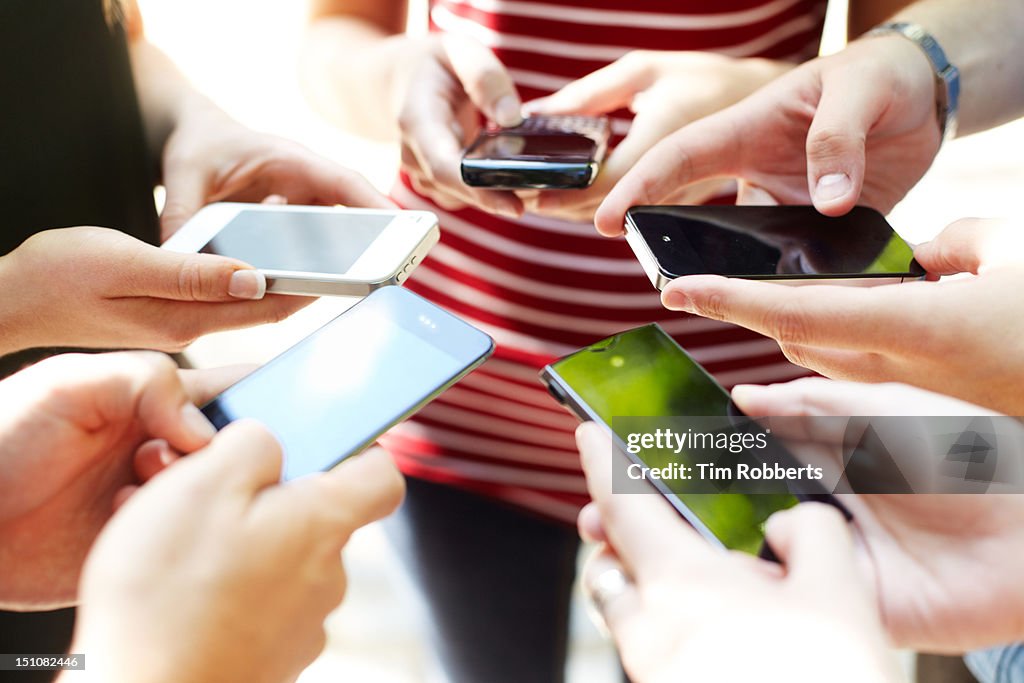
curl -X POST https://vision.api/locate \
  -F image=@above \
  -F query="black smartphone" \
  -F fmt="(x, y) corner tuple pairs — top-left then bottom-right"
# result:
(202, 286), (494, 481)
(540, 323), (849, 557)
(624, 205), (926, 290)
(461, 115), (610, 189)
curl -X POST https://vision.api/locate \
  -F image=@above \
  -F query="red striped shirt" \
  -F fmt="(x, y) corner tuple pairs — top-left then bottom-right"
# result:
(381, 0), (826, 523)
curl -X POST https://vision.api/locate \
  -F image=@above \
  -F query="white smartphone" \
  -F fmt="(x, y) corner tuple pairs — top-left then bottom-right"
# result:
(162, 203), (440, 296)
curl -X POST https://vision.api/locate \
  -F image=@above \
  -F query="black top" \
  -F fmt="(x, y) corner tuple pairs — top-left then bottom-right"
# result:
(0, 0), (159, 257)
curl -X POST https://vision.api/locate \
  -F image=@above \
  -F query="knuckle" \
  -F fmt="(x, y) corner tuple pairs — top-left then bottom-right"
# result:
(807, 127), (862, 162)
(165, 321), (202, 351)
(264, 302), (295, 325)
(176, 260), (205, 300)
(693, 288), (728, 321)
(778, 342), (810, 369)
(762, 302), (812, 346)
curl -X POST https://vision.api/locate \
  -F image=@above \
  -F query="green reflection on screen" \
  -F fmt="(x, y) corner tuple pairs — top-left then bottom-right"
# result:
(551, 324), (796, 554)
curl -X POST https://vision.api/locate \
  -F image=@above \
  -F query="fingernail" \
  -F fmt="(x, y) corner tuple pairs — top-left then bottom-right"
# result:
(814, 173), (852, 202)
(494, 95), (523, 128)
(662, 289), (692, 312)
(521, 97), (548, 115)
(228, 269), (266, 300)
(181, 403), (217, 442)
(158, 442), (176, 467)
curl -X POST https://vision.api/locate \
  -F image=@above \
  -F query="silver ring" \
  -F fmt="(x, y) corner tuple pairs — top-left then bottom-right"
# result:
(587, 565), (630, 615)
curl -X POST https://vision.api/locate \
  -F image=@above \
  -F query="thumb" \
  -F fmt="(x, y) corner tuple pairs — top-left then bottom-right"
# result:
(118, 239), (267, 302)
(913, 217), (1022, 275)
(805, 74), (886, 216)
(763, 502), (858, 590)
(441, 34), (522, 127)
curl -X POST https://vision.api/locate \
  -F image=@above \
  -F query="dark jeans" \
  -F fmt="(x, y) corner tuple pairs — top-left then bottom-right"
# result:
(386, 476), (582, 683)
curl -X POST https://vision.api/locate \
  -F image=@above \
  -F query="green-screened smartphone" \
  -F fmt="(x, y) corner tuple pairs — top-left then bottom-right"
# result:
(541, 324), (847, 556)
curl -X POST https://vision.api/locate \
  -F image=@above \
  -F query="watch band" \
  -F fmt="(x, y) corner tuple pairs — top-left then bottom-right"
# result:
(868, 21), (960, 142)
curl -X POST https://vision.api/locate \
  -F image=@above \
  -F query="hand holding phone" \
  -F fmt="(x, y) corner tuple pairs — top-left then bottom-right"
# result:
(163, 203), (439, 297)
(461, 116), (610, 190)
(574, 432), (896, 683)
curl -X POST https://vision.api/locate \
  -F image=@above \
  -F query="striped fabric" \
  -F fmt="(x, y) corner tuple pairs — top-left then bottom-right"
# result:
(381, 0), (827, 523)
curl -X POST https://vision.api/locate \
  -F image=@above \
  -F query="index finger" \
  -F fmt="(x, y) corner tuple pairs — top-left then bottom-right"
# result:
(594, 112), (743, 236)
(441, 34), (522, 127)
(660, 275), (930, 352)
(179, 364), (258, 406)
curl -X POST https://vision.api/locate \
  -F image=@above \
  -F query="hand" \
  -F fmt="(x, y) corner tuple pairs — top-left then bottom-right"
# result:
(596, 35), (941, 235)
(655, 217), (1024, 416)
(396, 34), (525, 218)
(0, 351), (247, 609)
(520, 51), (792, 222)
(574, 423), (902, 683)
(160, 97), (392, 239)
(0, 226), (310, 354)
(732, 377), (1024, 653)
(72, 421), (404, 683)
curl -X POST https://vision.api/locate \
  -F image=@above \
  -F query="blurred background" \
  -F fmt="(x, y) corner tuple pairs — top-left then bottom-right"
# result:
(135, 0), (1024, 680)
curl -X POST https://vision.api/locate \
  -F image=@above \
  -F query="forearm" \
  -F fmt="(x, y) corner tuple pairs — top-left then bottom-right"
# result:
(848, 0), (917, 38)
(887, 0), (1024, 135)
(300, 17), (428, 141)
(0, 254), (32, 356)
(130, 39), (218, 161)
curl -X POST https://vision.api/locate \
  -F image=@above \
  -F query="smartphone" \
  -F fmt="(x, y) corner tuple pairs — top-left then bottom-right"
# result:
(624, 205), (926, 290)
(163, 203), (440, 296)
(540, 323), (848, 557)
(461, 115), (611, 189)
(202, 286), (494, 481)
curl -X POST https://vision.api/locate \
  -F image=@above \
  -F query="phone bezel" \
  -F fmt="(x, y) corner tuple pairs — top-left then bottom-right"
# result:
(624, 206), (926, 291)
(162, 203), (440, 296)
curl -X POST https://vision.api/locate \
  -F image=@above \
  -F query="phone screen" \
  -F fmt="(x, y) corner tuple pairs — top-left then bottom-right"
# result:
(199, 210), (395, 274)
(629, 205), (923, 278)
(547, 324), (798, 554)
(202, 287), (493, 480)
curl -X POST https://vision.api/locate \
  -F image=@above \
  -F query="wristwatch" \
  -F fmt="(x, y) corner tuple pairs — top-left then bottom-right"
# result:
(867, 21), (960, 142)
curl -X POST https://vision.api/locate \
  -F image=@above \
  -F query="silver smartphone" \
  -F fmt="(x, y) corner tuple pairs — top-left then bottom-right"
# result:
(202, 286), (494, 480)
(163, 203), (439, 296)
(624, 205), (926, 290)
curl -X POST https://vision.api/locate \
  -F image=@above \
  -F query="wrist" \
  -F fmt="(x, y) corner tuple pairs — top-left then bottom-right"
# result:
(864, 24), (959, 141)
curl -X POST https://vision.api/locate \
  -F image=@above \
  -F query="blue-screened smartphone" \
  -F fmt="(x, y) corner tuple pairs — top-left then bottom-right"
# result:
(202, 286), (494, 480)
(541, 323), (847, 557)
